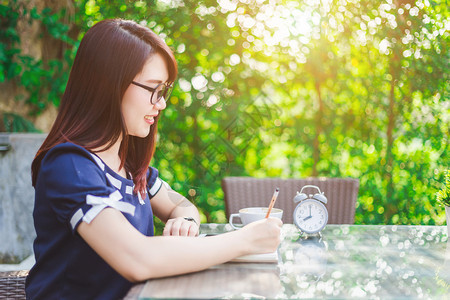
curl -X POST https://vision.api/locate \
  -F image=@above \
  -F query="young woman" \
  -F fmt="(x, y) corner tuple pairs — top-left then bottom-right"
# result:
(25, 19), (282, 299)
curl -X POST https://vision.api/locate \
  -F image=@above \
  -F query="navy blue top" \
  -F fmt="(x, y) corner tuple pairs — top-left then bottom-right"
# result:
(26, 143), (164, 299)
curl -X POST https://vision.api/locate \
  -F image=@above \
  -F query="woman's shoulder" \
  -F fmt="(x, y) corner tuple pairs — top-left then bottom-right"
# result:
(41, 142), (101, 171)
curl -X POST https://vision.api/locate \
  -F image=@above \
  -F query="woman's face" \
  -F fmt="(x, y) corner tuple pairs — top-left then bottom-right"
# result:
(121, 52), (169, 138)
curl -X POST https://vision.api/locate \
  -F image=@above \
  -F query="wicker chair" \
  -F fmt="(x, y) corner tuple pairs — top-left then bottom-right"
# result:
(0, 270), (28, 299)
(222, 177), (359, 224)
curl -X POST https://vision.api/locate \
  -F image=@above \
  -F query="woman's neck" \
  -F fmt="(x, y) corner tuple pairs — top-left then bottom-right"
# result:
(93, 138), (127, 178)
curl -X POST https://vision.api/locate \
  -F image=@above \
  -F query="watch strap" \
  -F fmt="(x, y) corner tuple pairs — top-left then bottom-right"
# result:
(183, 217), (198, 226)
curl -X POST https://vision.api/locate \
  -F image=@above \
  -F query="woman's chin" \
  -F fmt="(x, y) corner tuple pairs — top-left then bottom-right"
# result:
(129, 128), (152, 138)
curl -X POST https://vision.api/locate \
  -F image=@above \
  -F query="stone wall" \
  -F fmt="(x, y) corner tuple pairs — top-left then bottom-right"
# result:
(0, 133), (46, 263)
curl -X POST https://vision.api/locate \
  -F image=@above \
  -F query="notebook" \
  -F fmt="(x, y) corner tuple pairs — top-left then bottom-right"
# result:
(230, 251), (278, 263)
(198, 234), (279, 263)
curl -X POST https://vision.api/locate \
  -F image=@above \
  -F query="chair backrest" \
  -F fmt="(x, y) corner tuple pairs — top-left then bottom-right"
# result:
(222, 177), (359, 224)
(0, 270), (28, 299)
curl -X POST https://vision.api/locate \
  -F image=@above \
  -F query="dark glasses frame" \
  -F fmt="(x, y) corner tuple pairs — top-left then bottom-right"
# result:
(131, 81), (174, 105)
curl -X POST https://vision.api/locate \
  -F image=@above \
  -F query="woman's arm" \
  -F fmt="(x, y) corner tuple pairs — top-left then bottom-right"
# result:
(77, 207), (282, 282)
(151, 183), (201, 236)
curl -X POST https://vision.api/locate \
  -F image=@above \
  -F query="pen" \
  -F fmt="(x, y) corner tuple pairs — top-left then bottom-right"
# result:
(265, 187), (280, 218)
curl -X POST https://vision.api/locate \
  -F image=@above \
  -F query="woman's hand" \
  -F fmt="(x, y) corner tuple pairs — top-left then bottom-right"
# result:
(163, 217), (199, 237)
(239, 218), (283, 254)
(151, 184), (201, 237)
(79, 208), (280, 281)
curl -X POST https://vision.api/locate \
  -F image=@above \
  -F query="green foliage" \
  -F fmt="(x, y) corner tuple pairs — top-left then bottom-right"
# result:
(436, 170), (450, 207)
(2, 0), (448, 225)
(0, 112), (39, 132)
(0, 0), (76, 126)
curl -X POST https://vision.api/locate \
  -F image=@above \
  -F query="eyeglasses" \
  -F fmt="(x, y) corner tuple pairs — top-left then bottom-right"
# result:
(131, 81), (174, 105)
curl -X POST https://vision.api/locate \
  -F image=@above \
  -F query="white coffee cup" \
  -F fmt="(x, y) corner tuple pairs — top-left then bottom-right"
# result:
(229, 207), (283, 230)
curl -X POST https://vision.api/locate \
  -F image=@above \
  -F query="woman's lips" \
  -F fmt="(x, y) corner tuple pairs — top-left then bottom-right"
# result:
(144, 115), (155, 125)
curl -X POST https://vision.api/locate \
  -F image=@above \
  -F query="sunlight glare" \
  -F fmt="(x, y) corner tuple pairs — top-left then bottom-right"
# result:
(218, 0), (238, 12)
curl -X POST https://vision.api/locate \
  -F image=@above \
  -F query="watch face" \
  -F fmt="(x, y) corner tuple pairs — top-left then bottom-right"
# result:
(293, 199), (328, 234)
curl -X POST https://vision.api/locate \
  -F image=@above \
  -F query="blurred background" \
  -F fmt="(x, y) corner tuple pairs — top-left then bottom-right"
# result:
(0, 0), (448, 225)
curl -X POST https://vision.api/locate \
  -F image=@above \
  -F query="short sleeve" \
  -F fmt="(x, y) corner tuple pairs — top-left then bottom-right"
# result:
(147, 166), (172, 198)
(147, 167), (161, 197)
(38, 144), (132, 233)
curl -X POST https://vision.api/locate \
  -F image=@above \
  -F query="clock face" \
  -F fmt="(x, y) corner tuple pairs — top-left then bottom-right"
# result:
(293, 199), (328, 234)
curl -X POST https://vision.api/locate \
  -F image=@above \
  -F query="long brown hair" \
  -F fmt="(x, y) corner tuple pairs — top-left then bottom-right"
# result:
(31, 19), (177, 196)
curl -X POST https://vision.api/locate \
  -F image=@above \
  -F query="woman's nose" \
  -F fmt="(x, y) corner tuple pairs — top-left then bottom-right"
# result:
(155, 98), (167, 110)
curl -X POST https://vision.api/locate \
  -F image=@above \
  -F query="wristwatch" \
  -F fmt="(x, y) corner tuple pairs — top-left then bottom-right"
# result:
(183, 217), (198, 226)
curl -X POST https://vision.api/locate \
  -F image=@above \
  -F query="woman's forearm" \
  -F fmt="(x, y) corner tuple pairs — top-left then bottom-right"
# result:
(79, 208), (282, 282)
(132, 218), (281, 281)
(132, 230), (247, 280)
(168, 202), (200, 224)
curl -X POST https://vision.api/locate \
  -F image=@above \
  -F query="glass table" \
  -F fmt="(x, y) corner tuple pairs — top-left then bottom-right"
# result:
(124, 224), (449, 299)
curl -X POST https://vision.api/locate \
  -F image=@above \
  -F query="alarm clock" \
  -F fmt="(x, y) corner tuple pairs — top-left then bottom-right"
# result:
(293, 185), (328, 235)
